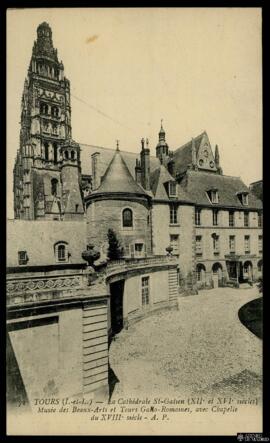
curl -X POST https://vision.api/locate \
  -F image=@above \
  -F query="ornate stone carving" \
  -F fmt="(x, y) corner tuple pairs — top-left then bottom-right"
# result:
(6, 276), (81, 295)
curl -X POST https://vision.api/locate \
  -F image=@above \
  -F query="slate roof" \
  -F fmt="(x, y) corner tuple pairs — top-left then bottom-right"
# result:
(173, 132), (205, 176)
(150, 165), (192, 202)
(79, 143), (160, 180)
(91, 149), (148, 197)
(180, 170), (263, 209)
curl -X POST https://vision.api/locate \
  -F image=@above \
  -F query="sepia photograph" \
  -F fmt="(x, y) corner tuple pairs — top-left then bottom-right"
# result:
(6, 7), (263, 436)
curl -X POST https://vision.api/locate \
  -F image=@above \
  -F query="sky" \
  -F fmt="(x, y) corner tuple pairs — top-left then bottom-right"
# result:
(7, 8), (262, 218)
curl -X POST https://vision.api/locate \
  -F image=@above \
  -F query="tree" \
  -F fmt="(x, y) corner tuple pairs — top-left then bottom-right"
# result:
(107, 229), (124, 260)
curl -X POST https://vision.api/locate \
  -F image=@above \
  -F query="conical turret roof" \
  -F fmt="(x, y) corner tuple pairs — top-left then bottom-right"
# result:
(93, 148), (148, 196)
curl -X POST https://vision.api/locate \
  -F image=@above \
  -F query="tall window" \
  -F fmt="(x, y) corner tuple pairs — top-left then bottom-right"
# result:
(212, 234), (220, 254)
(40, 102), (48, 115)
(195, 236), (202, 256)
(51, 106), (59, 117)
(168, 181), (177, 197)
(258, 235), (262, 253)
(44, 142), (49, 161)
(141, 276), (150, 306)
(122, 208), (133, 228)
(53, 143), (58, 163)
(229, 211), (235, 227)
(170, 235), (179, 255)
(244, 235), (250, 254)
(229, 235), (235, 253)
(169, 204), (178, 224)
(55, 242), (68, 262)
(244, 212), (249, 227)
(213, 209), (219, 226)
(258, 212), (262, 228)
(51, 178), (58, 196)
(195, 208), (201, 226)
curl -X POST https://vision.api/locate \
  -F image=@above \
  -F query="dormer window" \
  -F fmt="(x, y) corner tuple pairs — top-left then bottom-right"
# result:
(207, 188), (219, 204)
(168, 181), (177, 197)
(237, 191), (249, 206)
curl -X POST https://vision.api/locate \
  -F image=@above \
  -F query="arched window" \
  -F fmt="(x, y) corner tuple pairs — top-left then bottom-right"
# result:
(70, 150), (75, 160)
(64, 150), (69, 160)
(44, 142), (49, 161)
(54, 242), (68, 263)
(196, 263), (206, 282)
(51, 178), (58, 196)
(122, 208), (133, 228)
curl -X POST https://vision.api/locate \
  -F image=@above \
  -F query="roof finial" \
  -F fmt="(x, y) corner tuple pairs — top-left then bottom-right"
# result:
(116, 139), (120, 151)
(159, 119), (165, 142)
(146, 138), (149, 148)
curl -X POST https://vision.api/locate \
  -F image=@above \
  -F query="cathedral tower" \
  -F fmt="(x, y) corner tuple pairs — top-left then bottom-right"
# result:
(13, 22), (83, 220)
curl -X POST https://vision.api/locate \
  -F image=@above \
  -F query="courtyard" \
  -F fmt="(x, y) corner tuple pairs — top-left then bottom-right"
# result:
(109, 287), (262, 401)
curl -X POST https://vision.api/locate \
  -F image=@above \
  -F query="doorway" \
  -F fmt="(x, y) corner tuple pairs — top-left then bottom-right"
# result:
(110, 280), (125, 337)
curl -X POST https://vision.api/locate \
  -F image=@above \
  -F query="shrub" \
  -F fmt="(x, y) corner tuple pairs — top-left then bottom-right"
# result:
(107, 229), (124, 260)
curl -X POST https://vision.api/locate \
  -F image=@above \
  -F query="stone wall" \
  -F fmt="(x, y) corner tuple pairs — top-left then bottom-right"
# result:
(152, 203), (194, 277)
(7, 219), (87, 267)
(122, 268), (178, 324)
(86, 199), (151, 258)
(8, 307), (83, 403)
(7, 296), (110, 407)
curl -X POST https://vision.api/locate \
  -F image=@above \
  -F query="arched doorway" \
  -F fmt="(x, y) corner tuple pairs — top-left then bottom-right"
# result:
(212, 262), (223, 287)
(196, 263), (206, 286)
(243, 261), (253, 281)
(257, 259), (263, 275)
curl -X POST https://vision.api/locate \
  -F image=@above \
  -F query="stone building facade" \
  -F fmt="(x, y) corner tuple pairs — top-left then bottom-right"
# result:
(12, 22), (263, 289)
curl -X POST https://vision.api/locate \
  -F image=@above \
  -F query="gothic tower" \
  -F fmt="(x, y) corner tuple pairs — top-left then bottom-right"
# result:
(156, 120), (169, 165)
(13, 22), (83, 220)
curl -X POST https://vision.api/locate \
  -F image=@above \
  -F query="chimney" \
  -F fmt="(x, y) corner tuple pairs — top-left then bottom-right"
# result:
(135, 158), (142, 184)
(191, 138), (196, 166)
(91, 152), (101, 189)
(140, 138), (150, 191)
(215, 144), (220, 167)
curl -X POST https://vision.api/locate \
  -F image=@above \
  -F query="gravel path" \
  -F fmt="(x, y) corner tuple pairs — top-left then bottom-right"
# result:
(109, 287), (262, 400)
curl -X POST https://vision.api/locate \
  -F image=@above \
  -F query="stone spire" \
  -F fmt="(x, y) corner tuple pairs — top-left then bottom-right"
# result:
(159, 119), (166, 142)
(33, 22), (58, 61)
(156, 120), (169, 163)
